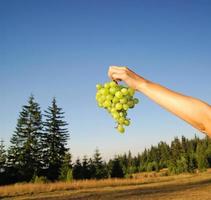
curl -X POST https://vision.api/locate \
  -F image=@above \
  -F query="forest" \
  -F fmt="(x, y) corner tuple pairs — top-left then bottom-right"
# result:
(0, 96), (211, 186)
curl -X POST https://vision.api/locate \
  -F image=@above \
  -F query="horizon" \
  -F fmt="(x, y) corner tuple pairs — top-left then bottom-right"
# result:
(1, 0), (211, 161)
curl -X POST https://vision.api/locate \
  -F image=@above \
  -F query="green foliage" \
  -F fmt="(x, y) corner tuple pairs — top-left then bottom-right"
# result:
(42, 98), (69, 181)
(33, 176), (48, 184)
(72, 158), (83, 180)
(59, 152), (72, 181)
(93, 149), (108, 179)
(176, 156), (188, 173)
(7, 95), (43, 182)
(1, 95), (211, 185)
(110, 157), (124, 178)
(0, 140), (6, 171)
(196, 141), (208, 172)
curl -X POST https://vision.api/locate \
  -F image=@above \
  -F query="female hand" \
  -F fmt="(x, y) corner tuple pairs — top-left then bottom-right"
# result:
(108, 66), (146, 91)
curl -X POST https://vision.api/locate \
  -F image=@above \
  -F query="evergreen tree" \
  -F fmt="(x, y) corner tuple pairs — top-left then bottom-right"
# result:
(59, 152), (72, 181)
(133, 153), (141, 172)
(0, 140), (6, 172)
(88, 158), (96, 179)
(168, 137), (182, 174)
(196, 141), (208, 172)
(158, 141), (170, 169)
(7, 96), (42, 182)
(72, 158), (83, 179)
(205, 136), (211, 167)
(0, 140), (7, 185)
(110, 157), (124, 178)
(147, 146), (160, 172)
(93, 149), (108, 179)
(82, 156), (90, 179)
(139, 149), (148, 171)
(42, 98), (69, 180)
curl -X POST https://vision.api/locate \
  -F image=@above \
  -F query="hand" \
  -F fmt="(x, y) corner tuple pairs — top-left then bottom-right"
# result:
(108, 66), (144, 91)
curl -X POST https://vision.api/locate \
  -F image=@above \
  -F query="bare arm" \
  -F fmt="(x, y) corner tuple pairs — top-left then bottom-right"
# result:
(108, 66), (211, 137)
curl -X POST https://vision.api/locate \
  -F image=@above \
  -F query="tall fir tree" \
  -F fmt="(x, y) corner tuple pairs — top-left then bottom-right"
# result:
(93, 149), (108, 179)
(110, 157), (124, 178)
(59, 152), (72, 181)
(0, 139), (6, 172)
(7, 96), (43, 182)
(0, 139), (7, 185)
(158, 141), (170, 169)
(72, 158), (83, 179)
(168, 137), (183, 174)
(82, 156), (90, 179)
(42, 98), (69, 180)
(196, 140), (208, 172)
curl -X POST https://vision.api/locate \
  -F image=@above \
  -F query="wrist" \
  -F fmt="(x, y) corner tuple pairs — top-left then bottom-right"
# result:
(136, 77), (149, 93)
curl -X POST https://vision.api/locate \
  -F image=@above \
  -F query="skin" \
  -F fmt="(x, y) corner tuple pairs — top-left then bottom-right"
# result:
(108, 66), (211, 137)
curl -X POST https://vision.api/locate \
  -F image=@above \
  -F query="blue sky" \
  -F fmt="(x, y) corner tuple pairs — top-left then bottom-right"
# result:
(1, 0), (211, 160)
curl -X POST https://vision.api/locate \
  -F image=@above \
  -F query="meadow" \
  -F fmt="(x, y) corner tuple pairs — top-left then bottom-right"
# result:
(1, 169), (211, 200)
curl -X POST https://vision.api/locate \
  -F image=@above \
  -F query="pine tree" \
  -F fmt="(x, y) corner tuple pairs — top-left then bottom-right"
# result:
(158, 141), (170, 169)
(59, 152), (72, 181)
(82, 156), (90, 179)
(88, 158), (96, 179)
(7, 95), (43, 182)
(72, 158), (83, 179)
(196, 141), (208, 172)
(205, 136), (211, 167)
(168, 137), (182, 174)
(139, 149), (148, 172)
(0, 139), (7, 185)
(0, 140), (6, 172)
(43, 98), (69, 180)
(93, 149), (108, 179)
(110, 157), (124, 178)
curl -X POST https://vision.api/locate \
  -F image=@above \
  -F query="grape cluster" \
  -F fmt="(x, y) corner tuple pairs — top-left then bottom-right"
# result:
(95, 81), (139, 133)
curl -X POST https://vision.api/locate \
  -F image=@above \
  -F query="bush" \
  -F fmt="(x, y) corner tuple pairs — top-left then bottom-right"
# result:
(33, 176), (48, 184)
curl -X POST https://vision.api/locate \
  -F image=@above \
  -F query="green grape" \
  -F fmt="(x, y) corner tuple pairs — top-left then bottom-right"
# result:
(121, 88), (128, 95)
(118, 117), (125, 124)
(99, 96), (106, 103)
(98, 103), (103, 107)
(117, 125), (125, 133)
(120, 97), (127, 104)
(124, 119), (130, 126)
(134, 98), (139, 104)
(96, 84), (102, 90)
(99, 88), (105, 94)
(115, 103), (123, 110)
(109, 81), (117, 87)
(106, 94), (113, 100)
(111, 107), (116, 113)
(115, 91), (123, 99)
(104, 100), (111, 107)
(109, 87), (117, 94)
(123, 104), (129, 110)
(128, 88), (135, 96)
(128, 100), (134, 108)
(119, 111), (124, 117)
(112, 96), (119, 103)
(112, 112), (119, 119)
(104, 83), (110, 88)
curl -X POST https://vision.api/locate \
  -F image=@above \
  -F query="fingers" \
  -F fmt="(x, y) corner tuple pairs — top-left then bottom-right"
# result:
(108, 66), (128, 81)
(111, 73), (124, 82)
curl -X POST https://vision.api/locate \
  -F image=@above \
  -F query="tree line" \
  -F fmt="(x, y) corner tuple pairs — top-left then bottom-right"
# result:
(1, 96), (211, 186)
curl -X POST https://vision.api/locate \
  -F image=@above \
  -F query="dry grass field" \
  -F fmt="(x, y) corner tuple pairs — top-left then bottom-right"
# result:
(1, 169), (211, 200)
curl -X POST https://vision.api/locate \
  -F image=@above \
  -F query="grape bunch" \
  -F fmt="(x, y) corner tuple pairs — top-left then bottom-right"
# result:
(95, 81), (139, 133)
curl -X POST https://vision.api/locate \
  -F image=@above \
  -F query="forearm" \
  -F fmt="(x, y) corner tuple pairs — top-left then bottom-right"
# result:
(137, 77), (211, 136)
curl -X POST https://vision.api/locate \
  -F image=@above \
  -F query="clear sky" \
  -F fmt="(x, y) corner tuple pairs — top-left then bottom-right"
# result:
(1, 0), (211, 161)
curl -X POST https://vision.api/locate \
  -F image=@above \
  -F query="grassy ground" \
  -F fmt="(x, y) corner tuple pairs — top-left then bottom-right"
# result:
(1, 169), (211, 200)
